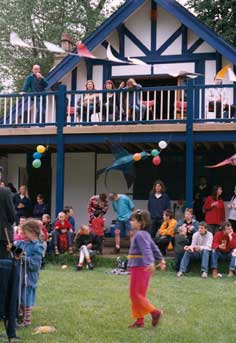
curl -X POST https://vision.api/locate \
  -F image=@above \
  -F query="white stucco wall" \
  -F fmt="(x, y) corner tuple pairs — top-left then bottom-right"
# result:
(7, 154), (27, 190)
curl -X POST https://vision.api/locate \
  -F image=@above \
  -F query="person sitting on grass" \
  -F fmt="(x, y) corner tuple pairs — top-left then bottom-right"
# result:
(174, 225), (190, 272)
(177, 222), (213, 278)
(211, 221), (236, 278)
(74, 225), (100, 270)
(175, 208), (199, 243)
(155, 209), (177, 256)
(52, 212), (74, 255)
(91, 209), (105, 254)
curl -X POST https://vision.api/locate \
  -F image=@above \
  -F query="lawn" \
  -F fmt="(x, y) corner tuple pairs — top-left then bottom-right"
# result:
(1, 264), (236, 343)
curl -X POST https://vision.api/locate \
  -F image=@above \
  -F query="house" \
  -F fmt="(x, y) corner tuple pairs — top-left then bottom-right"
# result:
(0, 0), (236, 226)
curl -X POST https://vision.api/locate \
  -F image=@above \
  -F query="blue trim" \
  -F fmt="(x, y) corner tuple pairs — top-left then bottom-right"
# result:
(156, 25), (183, 55)
(154, 0), (236, 64)
(71, 67), (77, 106)
(55, 85), (66, 216)
(151, 1), (157, 52)
(187, 38), (203, 54)
(86, 59), (93, 80)
(185, 79), (194, 207)
(194, 60), (205, 119)
(216, 52), (222, 73)
(122, 24), (150, 55)
(117, 25), (125, 58)
(0, 135), (57, 145)
(234, 65), (236, 106)
(143, 52), (217, 63)
(182, 26), (188, 54)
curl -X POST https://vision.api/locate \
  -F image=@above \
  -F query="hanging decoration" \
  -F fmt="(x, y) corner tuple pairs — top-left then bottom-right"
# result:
(32, 145), (47, 168)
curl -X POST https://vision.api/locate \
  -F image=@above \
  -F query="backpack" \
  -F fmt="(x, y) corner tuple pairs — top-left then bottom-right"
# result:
(116, 256), (128, 270)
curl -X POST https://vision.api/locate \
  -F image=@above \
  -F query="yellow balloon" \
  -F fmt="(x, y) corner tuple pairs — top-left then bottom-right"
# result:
(36, 145), (46, 154)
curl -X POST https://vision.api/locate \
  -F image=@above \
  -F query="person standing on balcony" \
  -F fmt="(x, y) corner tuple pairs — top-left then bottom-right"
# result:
(109, 192), (135, 254)
(148, 180), (171, 239)
(193, 176), (210, 222)
(77, 80), (101, 122)
(22, 64), (48, 124)
(102, 80), (121, 122)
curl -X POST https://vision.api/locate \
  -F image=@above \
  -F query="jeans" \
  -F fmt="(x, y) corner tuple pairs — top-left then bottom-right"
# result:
(175, 252), (184, 271)
(211, 250), (236, 271)
(179, 249), (210, 273)
(0, 259), (19, 339)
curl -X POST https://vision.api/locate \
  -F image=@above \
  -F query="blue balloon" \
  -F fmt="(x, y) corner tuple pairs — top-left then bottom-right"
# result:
(151, 149), (159, 157)
(33, 152), (42, 159)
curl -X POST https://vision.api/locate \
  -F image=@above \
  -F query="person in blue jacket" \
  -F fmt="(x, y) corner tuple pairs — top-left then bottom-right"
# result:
(22, 64), (48, 123)
(147, 180), (171, 239)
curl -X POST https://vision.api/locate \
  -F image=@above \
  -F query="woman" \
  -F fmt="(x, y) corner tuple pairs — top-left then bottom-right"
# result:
(77, 80), (101, 122)
(203, 185), (225, 235)
(13, 185), (31, 224)
(121, 78), (146, 121)
(32, 194), (48, 219)
(102, 80), (120, 121)
(147, 180), (171, 239)
(227, 185), (236, 232)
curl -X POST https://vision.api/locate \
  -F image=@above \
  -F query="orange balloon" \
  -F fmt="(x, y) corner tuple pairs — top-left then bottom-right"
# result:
(133, 153), (142, 161)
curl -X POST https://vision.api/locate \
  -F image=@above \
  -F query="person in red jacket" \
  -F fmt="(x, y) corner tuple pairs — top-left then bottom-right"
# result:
(211, 221), (236, 278)
(91, 209), (105, 254)
(203, 185), (225, 235)
(52, 212), (74, 255)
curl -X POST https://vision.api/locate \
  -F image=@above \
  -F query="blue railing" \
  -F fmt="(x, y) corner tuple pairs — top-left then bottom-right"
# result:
(0, 82), (236, 128)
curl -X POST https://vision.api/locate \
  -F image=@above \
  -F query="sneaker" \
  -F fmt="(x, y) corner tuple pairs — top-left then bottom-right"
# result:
(87, 262), (93, 270)
(54, 246), (60, 256)
(151, 309), (163, 327)
(76, 265), (83, 271)
(228, 270), (235, 277)
(201, 272), (208, 278)
(176, 271), (183, 277)
(128, 320), (144, 329)
(112, 247), (120, 254)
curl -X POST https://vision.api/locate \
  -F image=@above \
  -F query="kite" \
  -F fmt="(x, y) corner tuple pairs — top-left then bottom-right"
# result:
(205, 154), (236, 168)
(96, 140), (168, 189)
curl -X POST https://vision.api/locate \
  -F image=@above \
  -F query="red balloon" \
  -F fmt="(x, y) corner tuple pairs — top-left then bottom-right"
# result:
(152, 156), (161, 166)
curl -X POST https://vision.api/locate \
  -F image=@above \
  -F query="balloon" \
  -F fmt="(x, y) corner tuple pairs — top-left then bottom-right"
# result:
(33, 152), (42, 159)
(158, 140), (167, 150)
(36, 145), (46, 154)
(152, 156), (161, 166)
(133, 153), (142, 161)
(32, 159), (42, 168)
(151, 149), (159, 157)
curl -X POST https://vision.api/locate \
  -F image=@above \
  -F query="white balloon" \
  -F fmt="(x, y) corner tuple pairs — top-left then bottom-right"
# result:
(158, 140), (168, 149)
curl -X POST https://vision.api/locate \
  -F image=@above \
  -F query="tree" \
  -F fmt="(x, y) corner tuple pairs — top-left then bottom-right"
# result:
(0, 0), (124, 91)
(186, 0), (236, 45)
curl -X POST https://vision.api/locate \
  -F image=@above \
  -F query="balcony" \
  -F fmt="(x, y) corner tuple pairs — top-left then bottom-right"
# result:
(0, 83), (236, 135)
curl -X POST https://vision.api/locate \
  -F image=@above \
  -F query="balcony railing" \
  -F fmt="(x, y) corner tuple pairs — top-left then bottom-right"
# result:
(0, 83), (236, 127)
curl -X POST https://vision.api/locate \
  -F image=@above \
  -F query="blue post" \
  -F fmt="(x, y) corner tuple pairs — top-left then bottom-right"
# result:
(185, 80), (194, 208)
(55, 85), (66, 217)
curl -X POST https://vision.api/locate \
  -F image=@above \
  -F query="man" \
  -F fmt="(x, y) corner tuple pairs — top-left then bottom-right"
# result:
(22, 64), (48, 123)
(0, 180), (18, 342)
(211, 221), (236, 278)
(177, 222), (213, 278)
(109, 192), (134, 253)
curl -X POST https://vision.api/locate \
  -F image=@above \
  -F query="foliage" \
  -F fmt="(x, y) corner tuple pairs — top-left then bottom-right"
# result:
(3, 266), (236, 343)
(186, 0), (236, 45)
(0, 0), (124, 91)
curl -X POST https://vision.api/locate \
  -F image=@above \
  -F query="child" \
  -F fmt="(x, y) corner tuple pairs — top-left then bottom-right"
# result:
(174, 225), (189, 272)
(155, 209), (177, 256)
(128, 210), (166, 329)
(74, 225), (100, 270)
(91, 209), (105, 254)
(52, 212), (74, 255)
(13, 216), (26, 242)
(15, 219), (44, 327)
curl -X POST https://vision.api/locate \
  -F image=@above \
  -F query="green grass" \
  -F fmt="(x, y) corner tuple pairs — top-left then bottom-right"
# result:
(1, 265), (236, 343)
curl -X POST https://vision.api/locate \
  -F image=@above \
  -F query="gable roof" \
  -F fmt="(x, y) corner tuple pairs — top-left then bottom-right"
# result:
(46, 0), (236, 88)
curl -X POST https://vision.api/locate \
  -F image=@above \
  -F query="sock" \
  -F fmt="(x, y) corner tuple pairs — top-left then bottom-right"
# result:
(136, 318), (144, 324)
(24, 307), (32, 325)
